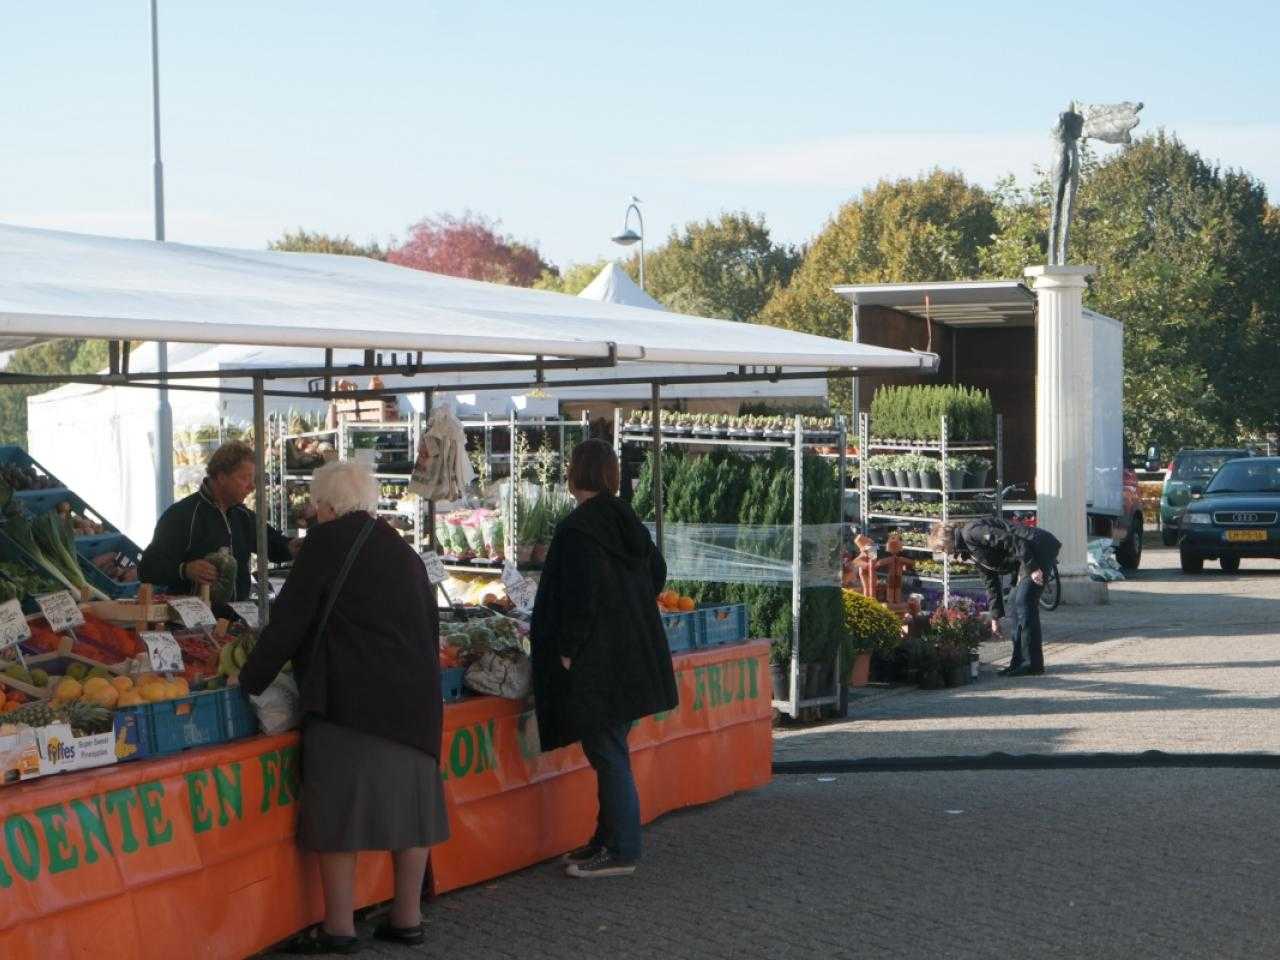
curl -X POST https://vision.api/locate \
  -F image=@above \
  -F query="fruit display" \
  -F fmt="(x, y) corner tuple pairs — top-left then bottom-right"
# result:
(216, 625), (258, 679)
(657, 590), (696, 613)
(439, 614), (527, 667)
(0, 461), (59, 491)
(55, 500), (106, 536)
(204, 547), (238, 604)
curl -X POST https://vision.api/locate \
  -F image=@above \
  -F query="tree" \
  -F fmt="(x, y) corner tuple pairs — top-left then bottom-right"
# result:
(0, 339), (107, 448)
(759, 170), (997, 411)
(759, 170), (997, 342)
(268, 229), (386, 259)
(534, 259), (609, 296)
(387, 212), (552, 287)
(986, 133), (1280, 452)
(623, 212), (800, 322)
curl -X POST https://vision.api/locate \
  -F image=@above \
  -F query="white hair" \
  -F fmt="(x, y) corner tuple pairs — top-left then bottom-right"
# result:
(310, 460), (379, 518)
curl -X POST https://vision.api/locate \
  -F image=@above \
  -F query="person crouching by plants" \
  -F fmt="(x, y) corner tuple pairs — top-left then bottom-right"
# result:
(530, 439), (677, 879)
(928, 517), (1061, 677)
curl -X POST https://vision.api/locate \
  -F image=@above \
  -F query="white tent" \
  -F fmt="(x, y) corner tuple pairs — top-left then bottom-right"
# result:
(577, 262), (665, 310)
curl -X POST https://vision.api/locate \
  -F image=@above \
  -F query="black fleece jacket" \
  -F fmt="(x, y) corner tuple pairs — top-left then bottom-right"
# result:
(957, 517), (1062, 619)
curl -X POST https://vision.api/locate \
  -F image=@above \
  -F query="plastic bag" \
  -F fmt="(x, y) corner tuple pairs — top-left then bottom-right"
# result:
(249, 672), (301, 734)
(464, 649), (532, 700)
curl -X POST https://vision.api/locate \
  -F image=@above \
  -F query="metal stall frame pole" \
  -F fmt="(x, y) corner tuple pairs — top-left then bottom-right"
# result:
(995, 414), (1005, 515)
(789, 414), (803, 719)
(941, 414), (950, 608)
(507, 410), (518, 560)
(651, 383), (663, 552)
(422, 390), (434, 552)
(859, 412), (870, 534)
(837, 415), (849, 714)
(253, 376), (270, 625)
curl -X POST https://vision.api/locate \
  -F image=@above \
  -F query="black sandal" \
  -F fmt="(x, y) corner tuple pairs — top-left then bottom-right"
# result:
(373, 921), (425, 945)
(279, 924), (362, 955)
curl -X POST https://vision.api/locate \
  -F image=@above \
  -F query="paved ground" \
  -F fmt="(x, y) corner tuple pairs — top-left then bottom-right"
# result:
(263, 541), (1280, 959)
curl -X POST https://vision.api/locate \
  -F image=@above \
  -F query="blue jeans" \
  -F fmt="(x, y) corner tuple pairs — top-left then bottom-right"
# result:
(1010, 576), (1045, 670)
(580, 724), (641, 863)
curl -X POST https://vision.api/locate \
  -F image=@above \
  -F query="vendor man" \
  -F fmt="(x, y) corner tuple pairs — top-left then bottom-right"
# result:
(139, 441), (299, 601)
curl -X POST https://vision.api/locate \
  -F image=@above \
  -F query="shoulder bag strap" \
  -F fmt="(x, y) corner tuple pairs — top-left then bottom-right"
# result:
(314, 517), (376, 639)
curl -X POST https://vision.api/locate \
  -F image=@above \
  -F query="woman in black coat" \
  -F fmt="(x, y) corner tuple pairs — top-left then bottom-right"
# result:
(531, 439), (677, 879)
(236, 460), (448, 954)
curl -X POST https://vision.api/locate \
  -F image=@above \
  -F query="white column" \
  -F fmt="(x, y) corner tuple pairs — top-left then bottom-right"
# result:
(1026, 265), (1106, 602)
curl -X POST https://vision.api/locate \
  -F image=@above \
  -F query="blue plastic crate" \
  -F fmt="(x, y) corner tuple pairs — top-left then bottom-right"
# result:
(214, 686), (259, 740)
(695, 604), (749, 647)
(440, 666), (466, 702)
(74, 532), (143, 599)
(113, 705), (155, 763)
(661, 611), (697, 653)
(148, 691), (227, 754)
(0, 446), (65, 490)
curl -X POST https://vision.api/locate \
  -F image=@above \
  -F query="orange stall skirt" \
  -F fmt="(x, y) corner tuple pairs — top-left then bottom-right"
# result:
(0, 641), (772, 959)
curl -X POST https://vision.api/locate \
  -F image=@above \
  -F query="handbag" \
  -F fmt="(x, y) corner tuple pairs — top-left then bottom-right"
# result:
(249, 517), (375, 733)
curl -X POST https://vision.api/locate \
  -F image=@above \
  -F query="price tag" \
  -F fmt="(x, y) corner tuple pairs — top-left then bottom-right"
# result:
(508, 578), (537, 610)
(0, 599), (32, 652)
(168, 596), (216, 630)
(139, 631), (184, 674)
(35, 592), (85, 632)
(228, 601), (260, 629)
(421, 551), (448, 585)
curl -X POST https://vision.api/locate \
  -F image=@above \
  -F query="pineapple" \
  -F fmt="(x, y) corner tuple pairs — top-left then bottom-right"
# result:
(6, 700), (56, 729)
(54, 700), (114, 736)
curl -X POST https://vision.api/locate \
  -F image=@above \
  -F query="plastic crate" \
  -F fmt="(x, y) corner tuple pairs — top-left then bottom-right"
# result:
(440, 666), (466, 702)
(695, 604), (749, 648)
(0, 445), (65, 490)
(661, 611), (697, 653)
(147, 691), (227, 755)
(74, 533), (143, 599)
(113, 704), (155, 762)
(214, 686), (259, 740)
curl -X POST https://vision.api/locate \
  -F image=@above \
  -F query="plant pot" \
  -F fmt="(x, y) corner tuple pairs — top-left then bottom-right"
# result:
(848, 651), (872, 687)
(920, 469), (941, 492)
(893, 469), (913, 489)
(516, 544), (534, 564)
(867, 466), (883, 487)
(913, 470), (931, 490)
(770, 663), (790, 700)
(970, 467), (991, 489)
(947, 468), (967, 492)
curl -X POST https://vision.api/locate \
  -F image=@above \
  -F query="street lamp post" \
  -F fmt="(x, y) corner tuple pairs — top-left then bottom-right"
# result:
(610, 197), (645, 291)
(150, 0), (174, 513)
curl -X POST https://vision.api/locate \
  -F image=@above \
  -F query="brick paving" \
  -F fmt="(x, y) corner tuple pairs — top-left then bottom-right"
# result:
(263, 542), (1280, 959)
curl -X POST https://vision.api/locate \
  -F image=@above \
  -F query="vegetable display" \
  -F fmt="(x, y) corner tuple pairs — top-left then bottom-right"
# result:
(204, 548), (238, 604)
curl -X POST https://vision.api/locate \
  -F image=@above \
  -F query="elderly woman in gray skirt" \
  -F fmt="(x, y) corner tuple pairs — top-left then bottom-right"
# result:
(237, 460), (448, 955)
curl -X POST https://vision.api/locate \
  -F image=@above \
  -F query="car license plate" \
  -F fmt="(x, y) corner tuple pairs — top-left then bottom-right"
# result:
(1226, 529), (1267, 542)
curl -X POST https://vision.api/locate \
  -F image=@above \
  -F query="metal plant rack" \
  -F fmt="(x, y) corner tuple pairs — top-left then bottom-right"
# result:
(858, 413), (1004, 606)
(614, 409), (847, 719)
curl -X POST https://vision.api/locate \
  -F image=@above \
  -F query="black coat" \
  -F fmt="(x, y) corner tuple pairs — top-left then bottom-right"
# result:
(239, 512), (443, 759)
(530, 493), (677, 751)
(958, 517), (1062, 619)
(139, 481), (292, 602)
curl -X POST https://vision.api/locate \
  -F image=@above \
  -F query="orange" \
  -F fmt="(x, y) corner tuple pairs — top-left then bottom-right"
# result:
(117, 691), (144, 708)
(677, 597), (696, 612)
(110, 676), (134, 693)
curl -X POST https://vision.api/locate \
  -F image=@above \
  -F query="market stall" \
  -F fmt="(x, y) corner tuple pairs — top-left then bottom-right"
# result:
(0, 223), (938, 957)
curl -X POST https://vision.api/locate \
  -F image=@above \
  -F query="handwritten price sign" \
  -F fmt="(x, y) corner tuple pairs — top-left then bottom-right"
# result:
(169, 596), (216, 630)
(139, 631), (185, 674)
(228, 601), (260, 629)
(35, 592), (85, 633)
(0, 599), (32, 652)
(421, 551), (448, 585)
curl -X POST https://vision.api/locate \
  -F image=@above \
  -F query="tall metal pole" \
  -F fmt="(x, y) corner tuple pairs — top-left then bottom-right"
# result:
(253, 377), (269, 624)
(651, 383), (663, 551)
(634, 204), (646, 293)
(150, 0), (174, 515)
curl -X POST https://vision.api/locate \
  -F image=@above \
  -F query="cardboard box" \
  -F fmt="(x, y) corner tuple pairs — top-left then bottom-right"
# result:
(0, 725), (40, 786)
(35, 722), (116, 776)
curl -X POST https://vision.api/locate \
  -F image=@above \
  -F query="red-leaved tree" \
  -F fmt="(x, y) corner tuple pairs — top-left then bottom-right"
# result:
(387, 211), (552, 287)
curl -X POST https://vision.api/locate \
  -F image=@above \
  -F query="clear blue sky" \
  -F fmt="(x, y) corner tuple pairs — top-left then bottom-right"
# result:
(2, 1), (1277, 269)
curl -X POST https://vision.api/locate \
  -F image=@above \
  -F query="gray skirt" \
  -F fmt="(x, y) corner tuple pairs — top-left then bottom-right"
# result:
(299, 718), (450, 853)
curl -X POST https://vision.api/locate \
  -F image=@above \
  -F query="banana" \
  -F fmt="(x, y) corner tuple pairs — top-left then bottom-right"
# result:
(217, 642), (237, 677)
(232, 643), (248, 669)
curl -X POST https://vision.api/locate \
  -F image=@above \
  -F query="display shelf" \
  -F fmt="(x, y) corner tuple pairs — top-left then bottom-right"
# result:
(914, 575), (983, 585)
(866, 485), (995, 495)
(619, 433), (837, 451)
(866, 441), (995, 452)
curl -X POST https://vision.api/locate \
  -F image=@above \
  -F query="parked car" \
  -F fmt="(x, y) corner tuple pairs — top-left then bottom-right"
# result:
(1161, 448), (1252, 545)
(1178, 457), (1280, 573)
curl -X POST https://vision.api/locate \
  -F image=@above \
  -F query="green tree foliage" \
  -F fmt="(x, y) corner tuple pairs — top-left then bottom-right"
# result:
(620, 212), (800, 322)
(984, 133), (1280, 452)
(268, 229), (386, 259)
(0, 339), (108, 448)
(533, 259), (609, 296)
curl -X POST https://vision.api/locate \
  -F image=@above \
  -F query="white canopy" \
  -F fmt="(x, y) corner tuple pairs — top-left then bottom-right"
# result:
(0, 224), (937, 373)
(577, 262), (665, 310)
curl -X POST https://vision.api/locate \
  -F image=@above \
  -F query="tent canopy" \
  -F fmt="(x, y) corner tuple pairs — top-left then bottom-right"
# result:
(577, 262), (665, 311)
(0, 224), (938, 375)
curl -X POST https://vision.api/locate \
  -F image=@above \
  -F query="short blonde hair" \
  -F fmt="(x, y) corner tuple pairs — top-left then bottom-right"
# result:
(927, 521), (962, 556)
(310, 460), (379, 518)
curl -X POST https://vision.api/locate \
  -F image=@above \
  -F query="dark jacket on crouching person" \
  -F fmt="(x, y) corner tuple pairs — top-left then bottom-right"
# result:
(955, 516), (1062, 619)
(530, 493), (677, 752)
